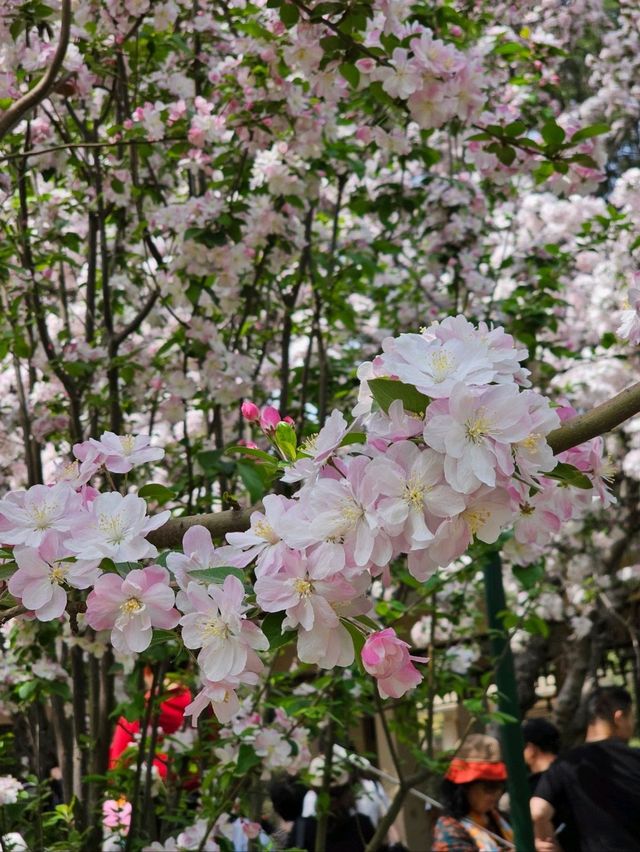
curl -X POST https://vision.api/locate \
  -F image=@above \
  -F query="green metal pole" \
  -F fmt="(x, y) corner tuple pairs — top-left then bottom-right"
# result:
(483, 551), (535, 852)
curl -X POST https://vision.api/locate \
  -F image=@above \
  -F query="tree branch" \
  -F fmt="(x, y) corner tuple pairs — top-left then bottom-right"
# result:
(547, 381), (640, 455)
(146, 506), (256, 549)
(0, 0), (72, 141)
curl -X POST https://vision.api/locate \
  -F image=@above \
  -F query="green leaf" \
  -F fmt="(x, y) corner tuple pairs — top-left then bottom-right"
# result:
(493, 41), (531, 58)
(0, 562), (16, 581)
(274, 422), (297, 461)
(262, 612), (295, 650)
(368, 377), (429, 415)
(541, 121), (565, 148)
(513, 561), (544, 590)
(279, 2), (299, 27)
(504, 120), (526, 137)
(13, 334), (31, 358)
(524, 613), (550, 638)
(570, 122), (609, 144)
(546, 462), (593, 489)
(17, 680), (39, 700)
(339, 62), (360, 88)
(138, 483), (176, 504)
(342, 620), (366, 673)
(495, 145), (516, 166)
(235, 743), (262, 775)
(115, 562), (140, 577)
(189, 565), (246, 584)
(225, 446), (279, 474)
(236, 460), (267, 502)
(630, 235), (640, 253)
(339, 431), (366, 448)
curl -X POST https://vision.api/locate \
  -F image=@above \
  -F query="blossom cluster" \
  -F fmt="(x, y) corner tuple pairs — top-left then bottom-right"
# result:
(0, 317), (613, 721)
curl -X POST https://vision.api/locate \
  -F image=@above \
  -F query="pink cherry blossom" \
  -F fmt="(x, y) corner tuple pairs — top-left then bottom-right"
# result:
(226, 494), (290, 576)
(180, 576), (268, 681)
(363, 441), (466, 548)
(421, 486), (515, 571)
(259, 406), (281, 431)
(254, 547), (355, 634)
(361, 628), (425, 699)
(303, 456), (392, 568)
(85, 565), (179, 653)
(424, 383), (532, 492)
(296, 571), (371, 669)
(184, 656), (262, 726)
(281, 410), (356, 484)
(54, 444), (104, 489)
(0, 483), (80, 547)
(241, 400), (260, 421)
(102, 798), (132, 831)
(66, 492), (168, 562)
(379, 334), (496, 398)
(8, 532), (100, 621)
(85, 431), (164, 474)
(377, 49), (422, 99)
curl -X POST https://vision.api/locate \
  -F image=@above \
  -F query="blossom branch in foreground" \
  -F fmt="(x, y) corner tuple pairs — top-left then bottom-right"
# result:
(147, 382), (640, 548)
(0, 0), (71, 141)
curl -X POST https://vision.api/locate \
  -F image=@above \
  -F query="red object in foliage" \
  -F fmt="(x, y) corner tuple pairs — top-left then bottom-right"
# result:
(109, 685), (192, 780)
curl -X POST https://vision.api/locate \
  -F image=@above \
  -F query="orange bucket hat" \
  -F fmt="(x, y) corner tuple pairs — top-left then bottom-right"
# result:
(445, 734), (507, 784)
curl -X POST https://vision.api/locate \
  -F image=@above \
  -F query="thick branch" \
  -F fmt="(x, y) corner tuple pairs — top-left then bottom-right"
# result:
(0, 0), (72, 141)
(146, 506), (255, 549)
(547, 381), (640, 455)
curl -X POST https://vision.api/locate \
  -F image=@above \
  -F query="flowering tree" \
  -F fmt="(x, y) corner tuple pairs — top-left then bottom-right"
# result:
(1, 0), (640, 850)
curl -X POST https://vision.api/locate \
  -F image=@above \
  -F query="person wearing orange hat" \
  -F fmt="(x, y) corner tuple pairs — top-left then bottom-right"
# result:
(432, 734), (514, 850)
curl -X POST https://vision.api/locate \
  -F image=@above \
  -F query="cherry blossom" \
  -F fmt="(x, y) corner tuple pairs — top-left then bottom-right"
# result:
(179, 576), (268, 682)
(226, 495), (291, 576)
(65, 493), (168, 563)
(0, 483), (80, 547)
(85, 565), (179, 653)
(8, 533), (100, 621)
(254, 547), (355, 635)
(361, 627), (425, 699)
(424, 383), (535, 492)
(364, 441), (466, 548)
(84, 432), (164, 474)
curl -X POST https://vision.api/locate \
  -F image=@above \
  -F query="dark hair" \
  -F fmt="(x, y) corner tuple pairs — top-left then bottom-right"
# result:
(269, 778), (307, 821)
(586, 686), (633, 725)
(440, 778), (471, 819)
(522, 719), (560, 755)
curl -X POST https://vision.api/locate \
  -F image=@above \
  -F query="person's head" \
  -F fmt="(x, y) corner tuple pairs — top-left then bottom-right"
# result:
(585, 685), (635, 742)
(442, 734), (507, 818)
(269, 777), (307, 822)
(522, 718), (560, 773)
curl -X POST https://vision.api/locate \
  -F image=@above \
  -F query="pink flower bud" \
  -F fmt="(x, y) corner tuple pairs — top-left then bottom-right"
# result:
(241, 401), (260, 422)
(260, 406), (281, 431)
(361, 628), (425, 699)
(283, 416), (295, 425)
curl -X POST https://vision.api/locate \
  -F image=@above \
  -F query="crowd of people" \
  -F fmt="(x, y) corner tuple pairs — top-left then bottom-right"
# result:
(431, 685), (640, 851)
(97, 681), (640, 850)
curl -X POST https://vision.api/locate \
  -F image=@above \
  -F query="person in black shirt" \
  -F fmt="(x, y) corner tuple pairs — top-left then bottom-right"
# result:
(523, 718), (578, 852)
(523, 718), (560, 794)
(531, 685), (640, 852)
